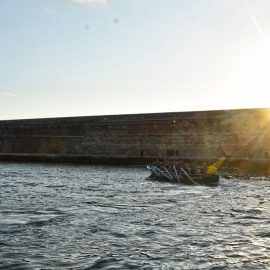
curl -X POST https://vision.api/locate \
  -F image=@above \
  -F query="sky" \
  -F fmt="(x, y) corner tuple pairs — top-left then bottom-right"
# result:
(1, 0), (270, 120)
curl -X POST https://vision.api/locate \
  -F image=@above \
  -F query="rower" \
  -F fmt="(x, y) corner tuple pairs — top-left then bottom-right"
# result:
(207, 163), (218, 175)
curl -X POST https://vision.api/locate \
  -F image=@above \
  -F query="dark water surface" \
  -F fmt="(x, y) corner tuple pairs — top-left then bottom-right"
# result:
(0, 162), (269, 270)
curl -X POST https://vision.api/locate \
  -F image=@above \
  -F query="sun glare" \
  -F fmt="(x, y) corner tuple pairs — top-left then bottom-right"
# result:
(230, 48), (270, 109)
(263, 108), (270, 120)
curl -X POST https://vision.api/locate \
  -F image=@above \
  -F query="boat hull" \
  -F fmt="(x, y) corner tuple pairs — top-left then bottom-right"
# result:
(180, 173), (219, 186)
(147, 165), (219, 186)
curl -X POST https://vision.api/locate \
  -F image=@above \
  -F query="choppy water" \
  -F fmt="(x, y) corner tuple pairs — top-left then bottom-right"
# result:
(0, 162), (269, 270)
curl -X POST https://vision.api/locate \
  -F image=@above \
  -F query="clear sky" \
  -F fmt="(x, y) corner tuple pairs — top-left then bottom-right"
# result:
(1, 0), (270, 120)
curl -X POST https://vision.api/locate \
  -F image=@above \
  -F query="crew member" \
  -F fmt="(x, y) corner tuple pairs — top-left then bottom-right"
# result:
(207, 163), (218, 175)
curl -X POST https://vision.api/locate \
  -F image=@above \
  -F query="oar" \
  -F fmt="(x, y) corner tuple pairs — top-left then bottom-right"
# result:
(147, 165), (162, 178)
(164, 167), (174, 181)
(173, 165), (181, 183)
(155, 166), (172, 181)
(180, 168), (198, 185)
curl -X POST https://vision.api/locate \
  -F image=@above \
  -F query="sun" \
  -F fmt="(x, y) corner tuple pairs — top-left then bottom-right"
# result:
(263, 108), (270, 120)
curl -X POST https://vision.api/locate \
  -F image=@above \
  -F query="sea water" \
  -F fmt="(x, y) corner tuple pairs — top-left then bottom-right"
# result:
(0, 162), (269, 269)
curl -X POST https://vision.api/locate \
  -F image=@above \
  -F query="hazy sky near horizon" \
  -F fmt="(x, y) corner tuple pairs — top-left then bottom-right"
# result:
(1, 0), (270, 120)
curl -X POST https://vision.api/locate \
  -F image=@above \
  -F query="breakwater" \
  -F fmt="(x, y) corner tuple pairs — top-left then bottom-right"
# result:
(0, 108), (269, 171)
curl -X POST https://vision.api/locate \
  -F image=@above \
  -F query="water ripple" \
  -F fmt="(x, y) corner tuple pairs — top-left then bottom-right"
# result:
(0, 162), (269, 269)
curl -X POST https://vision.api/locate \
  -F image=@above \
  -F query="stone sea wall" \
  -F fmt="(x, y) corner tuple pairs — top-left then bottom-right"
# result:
(0, 108), (269, 169)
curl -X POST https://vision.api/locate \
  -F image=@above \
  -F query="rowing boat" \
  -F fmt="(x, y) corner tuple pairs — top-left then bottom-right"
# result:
(147, 164), (219, 186)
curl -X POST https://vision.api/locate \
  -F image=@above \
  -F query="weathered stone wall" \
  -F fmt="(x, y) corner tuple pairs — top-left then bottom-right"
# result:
(0, 108), (269, 164)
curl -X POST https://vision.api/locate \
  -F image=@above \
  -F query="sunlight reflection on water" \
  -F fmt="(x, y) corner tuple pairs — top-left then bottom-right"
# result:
(0, 162), (269, 269)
